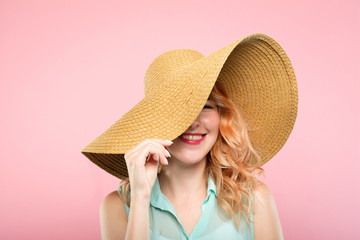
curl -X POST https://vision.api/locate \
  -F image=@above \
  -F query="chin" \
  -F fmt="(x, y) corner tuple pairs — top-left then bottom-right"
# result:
(172, 151), (207, 166)
(167, 138), (212, 166)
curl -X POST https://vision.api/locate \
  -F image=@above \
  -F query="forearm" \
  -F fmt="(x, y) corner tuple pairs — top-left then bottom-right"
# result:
(125, 196), (151, 240)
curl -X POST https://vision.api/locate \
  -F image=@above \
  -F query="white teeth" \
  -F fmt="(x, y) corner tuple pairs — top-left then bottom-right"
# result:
(182, 134), (204, 140)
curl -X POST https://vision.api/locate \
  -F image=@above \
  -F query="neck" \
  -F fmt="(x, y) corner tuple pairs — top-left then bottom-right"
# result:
(158, 158), (208, 201)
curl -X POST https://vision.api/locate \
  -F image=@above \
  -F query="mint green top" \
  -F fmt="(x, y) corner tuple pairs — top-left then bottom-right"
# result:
(119, 176), (254, 240)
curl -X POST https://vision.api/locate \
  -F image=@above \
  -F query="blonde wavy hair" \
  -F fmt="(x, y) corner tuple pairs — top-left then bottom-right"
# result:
(206, 80), (263, 226)
(118, 81), (263, 227)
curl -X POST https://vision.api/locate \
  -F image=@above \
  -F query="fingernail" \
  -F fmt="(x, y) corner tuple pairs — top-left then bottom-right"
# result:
(164, 157), (169, 165)
(165, 140), (173, 144)
(156, 153), (159, 161)
(165, 149), (171, 157)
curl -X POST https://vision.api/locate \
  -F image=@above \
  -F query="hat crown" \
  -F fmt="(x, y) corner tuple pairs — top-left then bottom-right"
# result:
(144, 49), (204, 95)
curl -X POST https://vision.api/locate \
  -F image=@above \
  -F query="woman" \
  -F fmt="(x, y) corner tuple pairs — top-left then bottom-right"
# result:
(81, 33), (298, 240)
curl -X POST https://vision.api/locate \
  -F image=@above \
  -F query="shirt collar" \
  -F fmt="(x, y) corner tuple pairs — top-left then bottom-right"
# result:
(207, 175), (217, 197)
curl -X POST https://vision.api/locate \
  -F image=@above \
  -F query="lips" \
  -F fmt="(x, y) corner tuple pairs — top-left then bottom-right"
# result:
(179, 133), (207, 145)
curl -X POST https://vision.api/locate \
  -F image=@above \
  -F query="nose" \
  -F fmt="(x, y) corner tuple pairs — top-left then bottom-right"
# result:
(189, 116), (201, 129)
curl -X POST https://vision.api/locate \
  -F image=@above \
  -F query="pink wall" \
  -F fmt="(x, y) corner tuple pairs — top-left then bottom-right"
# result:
(1, 0), (359, 239)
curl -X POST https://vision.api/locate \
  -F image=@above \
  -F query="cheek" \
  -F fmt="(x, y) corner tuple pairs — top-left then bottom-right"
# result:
(204, 112), (220, 133)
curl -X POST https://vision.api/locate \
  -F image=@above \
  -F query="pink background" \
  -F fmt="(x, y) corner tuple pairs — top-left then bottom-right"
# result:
(1, 0), (359, 239)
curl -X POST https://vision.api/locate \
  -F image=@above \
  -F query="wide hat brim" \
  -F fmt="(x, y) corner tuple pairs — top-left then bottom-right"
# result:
(81, 33), (298, 180)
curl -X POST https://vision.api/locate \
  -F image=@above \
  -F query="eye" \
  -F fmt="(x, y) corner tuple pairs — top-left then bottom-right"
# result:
(203, 105), (212, 109)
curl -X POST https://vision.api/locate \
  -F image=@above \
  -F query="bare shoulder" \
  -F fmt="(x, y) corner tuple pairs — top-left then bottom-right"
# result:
(100, 189), (128, 240)
(253, 181), (273, 204)
(101, 190), (126, 212)
(252, 181), (284, 240)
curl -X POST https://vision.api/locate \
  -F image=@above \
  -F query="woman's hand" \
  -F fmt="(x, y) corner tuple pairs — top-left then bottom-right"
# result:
(124, 138), (172, 200)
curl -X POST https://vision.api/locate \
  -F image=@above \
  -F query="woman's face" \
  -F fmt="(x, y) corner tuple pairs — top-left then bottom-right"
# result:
(166, 99), (220, 166)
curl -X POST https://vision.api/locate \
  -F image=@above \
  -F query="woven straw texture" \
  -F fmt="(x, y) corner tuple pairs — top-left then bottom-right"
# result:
(81, 33), (298, 180)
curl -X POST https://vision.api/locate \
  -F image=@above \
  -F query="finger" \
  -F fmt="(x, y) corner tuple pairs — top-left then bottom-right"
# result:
(146, 151), (159, 162)
(144, 143), (170, 166)
(125, 140), (171, 163)
(146, 142), (172, 166)
(126, 138), (173, 157)
(127, 142), (167, 167)
(149, 138), (174, 146)
(159, 151), (169, 165)
(146, 146), (170, 166)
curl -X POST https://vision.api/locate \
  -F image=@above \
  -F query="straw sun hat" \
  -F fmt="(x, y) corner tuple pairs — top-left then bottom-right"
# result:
(81, 33), (298, 180)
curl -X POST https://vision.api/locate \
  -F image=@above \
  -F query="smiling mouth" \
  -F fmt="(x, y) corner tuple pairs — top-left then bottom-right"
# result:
(179, 133), (207, 145)
(180, 134), (206, 140)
